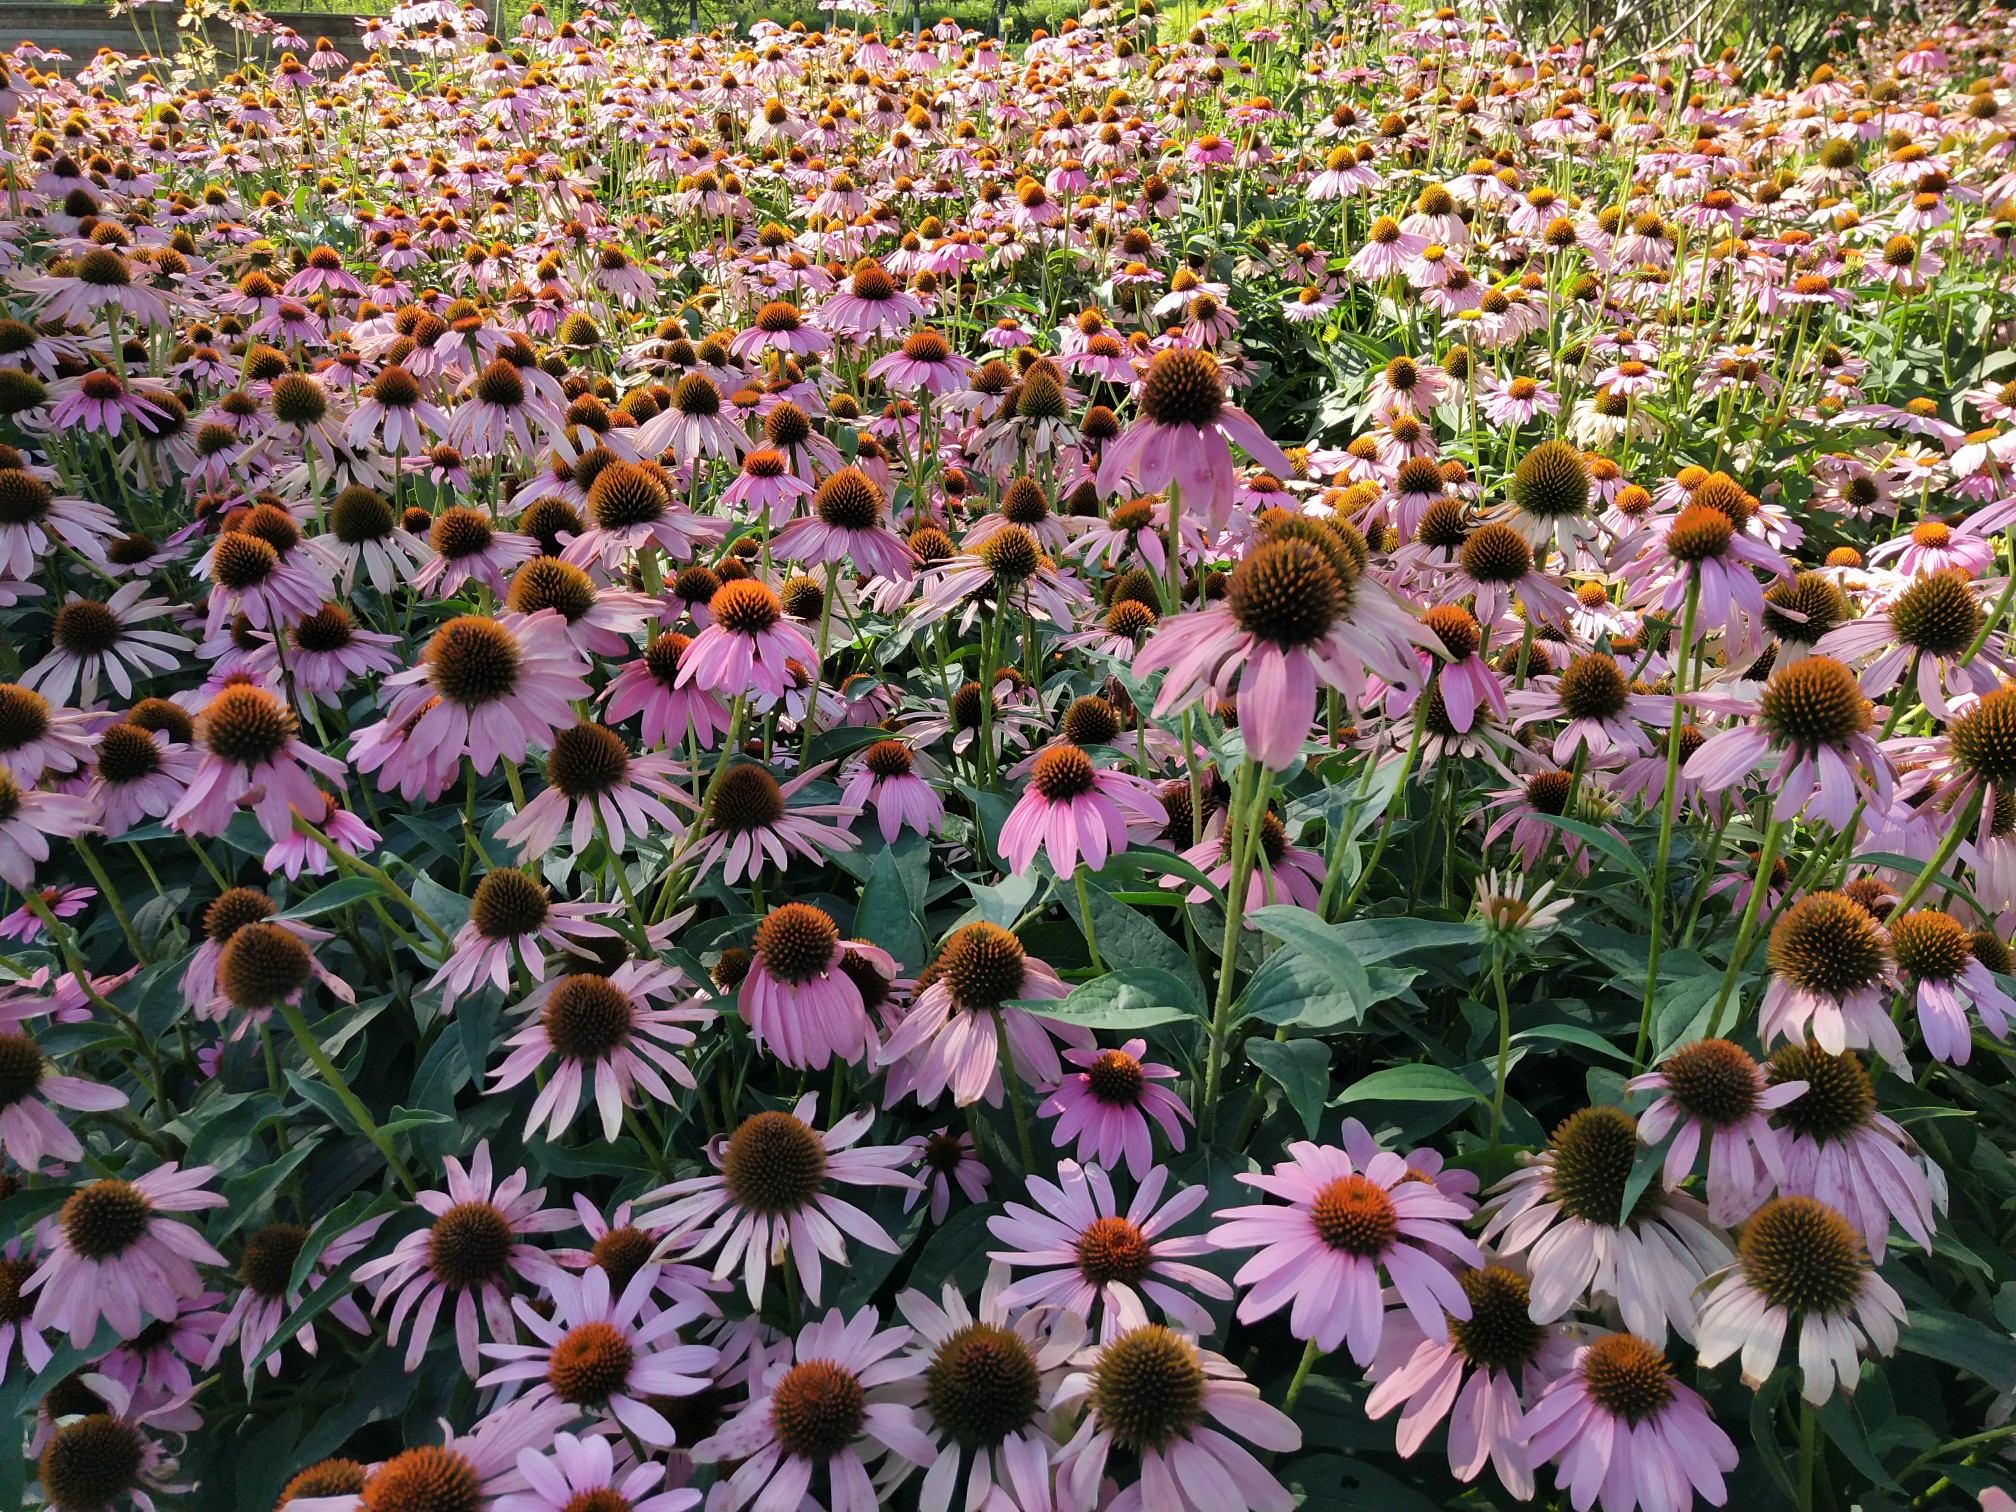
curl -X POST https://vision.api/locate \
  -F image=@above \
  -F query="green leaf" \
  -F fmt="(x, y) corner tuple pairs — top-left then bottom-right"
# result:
(1533, 814), (1646, 880)
(277, 875), (383, 919)
(215, 1137), (323, 1241)
(1249, 905), (1372, 1007)
(1023, 967), (1202, 1030)
(1060, 880), (1204, 1000)
(1282, 1454), (1440, 1511)
(855, 844), (927, 973)
(1618, 1135), (1667, 1226)
(1247, 1038), (1330, 1136)
(1100, 846), (1226, 905)
(1331, 917), (1478, 965)
(1241, 950), (1364, 1030)
(1818, 1393), (1901, 1491)
(1513, 1022), (1631, 1063)
(1333, 1063), (1485, 1106)
(1898, 1309), (2016, 1388)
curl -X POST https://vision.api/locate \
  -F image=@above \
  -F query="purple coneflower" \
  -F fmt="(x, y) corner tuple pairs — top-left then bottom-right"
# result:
(1096, 348), (1291, 533)
(496, 720), (685, 860)
(740, 901), (894, 1071)
(27, 1164), (227, 1347)
(205, 1215), (382, 1378)
(1000, 743), (1165, 875)
(428, 866), (620, 1014)
(1041, 1038), (1190, 1178)
(167, 683), (348, 843)
(1626, 1038), (1802, 1225)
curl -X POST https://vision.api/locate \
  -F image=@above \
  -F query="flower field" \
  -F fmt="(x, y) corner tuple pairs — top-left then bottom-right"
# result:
(6, 1), (2016, 1509)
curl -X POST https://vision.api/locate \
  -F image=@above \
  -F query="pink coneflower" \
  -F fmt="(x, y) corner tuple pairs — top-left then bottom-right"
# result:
(719, 447), (816, 527)
(639, 1097), (918, 1306)
(496, 720), (686, 860)
(167, 683), (348, 843)
(693, 1305), (932, 1511)
(1173, 806), (1327, 914)
(359, 610), (593, 797)
(352, 1142), (571, 1375)
(731, 299), (834, 360)
(0, 883), (92, 943)
(1815, 571), (2010, 722)
(197, 515), (334, 635)
(30, 1371), (199, 1512)
(0, 764), (94, 889)
(0, 465), (121, 578)
(1759, 891), (1903, 1061)
(1209, 1138), (1481, 1365)
(0, 1022), (127, 1172)
(1480, 373), (1560, 427)
(498, 1430), (699, 1512)
(740, 902), (894, 1071)
(879, 922), (1086, 1109)
(1687, 657), (1892, 834)
(1365, 1263), (1578, 1500)
(428, 866), (621, 1014)
(1135, 535), (1428, 770)
(479, 1266), (717, 1444)
(1506, 651), (1668, 764)
(1695, 1195), (1904, 1403)
(295, 1399), (576, 1512)
(677, 579), (819, 702)
(1888, 908), (2016, 1063)
(205, 1215), (383, 1378)
(27, 1164), (227, 1347)
(635, 371), (748, 464)
(820, 257), (927, 339)
(868, 328), (978, 397)
(839, 739), (944, 842)
(413, 505), (539, 597)
(601, 631), (734, 750)
(1097, 348), (1292, 532)
(1518, 1331), (1737, 1512)
(1041, 1039), (1191, 1178)
(491, 960), (710, 1142)
(908, 528), (1092, 634)
(561, 458), (723, 573)
(1052, 1324), (1300, 1512)
(1000, 743), (1165, 876)
(904, 1127), (991, 1223)
(1626, 1038), (1802, 1225)
(24, 585), (192, 706)
(1766, 1040), (1937, 1261)
(774, 467), (915, 580)
(988, 1160), (1230, 1341)
(894, 1268), (1084, 1509)
(1480, 1106), (1733, 1346)
(683, 760), (858, 886)
(1624, 500), (1788, 660)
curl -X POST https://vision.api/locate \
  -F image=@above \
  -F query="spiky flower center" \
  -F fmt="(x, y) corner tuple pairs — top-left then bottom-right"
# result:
(1888, 572), (1982, 656)
(711, 579), (783, 635)
(469, 868), (550, 939)
(708, 763), (786, 834)
(1085, 1048), (1145, 1105)
(1075, 1216), (1152, 1284)
(1758, 656), (1870, 748)
(1768, 891), (1887, 998)
(1309, 1174), (1398, 1257)
(547, 1320), (635, 1407)
(1948, 688), (2016, 786)
(39, 1415), (145, 1512)
(1663, 503), (1733, 564)
(1228, 538), (1344, 648)
(937, 922), (1028, 1008)
(1557, 653), (1628, 722)
(279, 1459), (368, 1505)
(0, 1031), (45, 1109)
(426, 616), (521, 706)
(1089, 1325), (1207, 1455)
(1138, 348), (1224, 428)
(426, 1201), (514, 1290)
(1460, 522), (1533, 584)
(506, 558), (598, 622)
(61, 1179), (154, 1261)
(1658, 1038), (1760, 1127)
(1767, 1041), (1874, 1144)
(722, 1110), (828, 1216)
(1547, 1106), (1656, 1227)
(546, 723), (631, 800)
(218, 921), (313, 1009)
(1446, 1265), (1546, 1372)
(814, 467), (883, 530)
(587, 463), (669, 529)
(542, 976), (636, 1063)
(770, 1359), (866, 1460)
(239, 1221), (309, 1299)
(1580, 1333), (1674, 1424)
(1512, 439), (1589, 521)
(754, 902), (841, 985)
(1740, 1195), (1867, 1317)
(429, 506), (496, 561)
(1890, 909), (1972, 981)
(360, 1445), (482, 1512)
(1764, 572), (1849, 646)
(1031, 743), (1097, 802)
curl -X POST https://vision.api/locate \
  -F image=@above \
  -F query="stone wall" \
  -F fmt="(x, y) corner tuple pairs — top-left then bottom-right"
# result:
(1, 6), (374, 71)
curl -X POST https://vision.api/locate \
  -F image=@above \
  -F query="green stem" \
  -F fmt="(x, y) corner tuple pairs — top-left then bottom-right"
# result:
(1281, 1337), (1323, 1417)
(276, 997), (418, 1196)
(1486, 949), (1515, 1179)
(1703, 812), (1785, 1041)
(1075, 866), (1105, 974)
(1888, 785), (1982, 918)
(1200, 759), (1266, 1142)
(73, 836), (150, 965)
(1636, 577), (1699, 1068)
(1337, 703), (1426, 919)
(996, 1009), (1034, 1171)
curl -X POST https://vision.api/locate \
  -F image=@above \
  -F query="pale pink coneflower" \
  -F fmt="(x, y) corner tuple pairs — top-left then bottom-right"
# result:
(1505, 651), (1669, 765)
(478, 1266), (718, 1444)
(730, 299), (834, 361)
(904, 1128), (991, 1223)
(773, 466), (917, 580)
(878, 922), (1089, 1109)
(601, 631), (734, 750)
(0, 1022), (127, 1172)
(1626, 1038), (1803, 1225)
(1479, 374), (1560, 427)
(167, 683), (349, 843)
(1365, 1262), (1581, 1500)
(0, 465), (121, 577)
(497, 1430), (700, 1512)
(635, 371), (750, 465)
(839, 739), (945, 842)
(894, 1267), (1085, 1512)
(1041, 1038), (1191, 1178)
(29, 1371), (200, 1512)
(1758, 890), (1904, 1062)
(740, 901), (894, 1072)
(1174, 808), (1327, 914)
(676, 579), (819, 702)
(1000, 743), (1166, 876)
(428, 865), (619, 1014)
(27, 1164), (228, 1347)
(351, 1142), (572, 1376)
(988, 1159), (1232, 1341)
(638, 1096), (919, 1307)
(196, 518), (334, 635)
(412, 505), (539, 598)
(1694, 1195), (1905, 1403)
(1888, 908), (2016, 1063)
(1480, 1106), (1734, 1346)
(204, 1215), (384, 1378)
(1517, 1331), (1737, 1512)
(719, 447), (816, 528)
(692, 1304), (933, 1512)
(491, 960), (711, 1143)
(1052, 1324), (1301, 1512)
(496, 721), (686, 861)
(23, 585), (193, 706)
(1096, 348), (1292, 533)
(1686, 657), (1893, 835)
(1208, 1138), (1482, 1365)
(289, 1399), (577, 1512)
(1624, 502), (1789, 662)
(0, 883), (92, 943)
(681, 760), (859, 886)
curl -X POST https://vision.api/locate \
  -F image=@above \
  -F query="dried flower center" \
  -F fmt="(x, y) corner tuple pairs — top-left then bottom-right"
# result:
(361, 1445), (482, 1512)
(547, 1320), (636, 1407)
(0, 468), (52, 526)
(754, 902), (841, 984)
(239, 1221), (309, 1299)
(1658, 1038), (1760, 1127)
(938, 922), (1028, 1008)
(1767, 1041), (1874, 1144)
(218, 921), (313, 1008)
(770, 1359), (866, 1460)
(1075, 1215), (1153, 1285)
(1446, 1265), (1545, 1373)
(722, 1110), (828, 1216)
(1086, 1048), (1145, 1105)
(1579, 1333), (1674, 1424)
(709, 763), (787, 834)
(1548, 1106), (1657, 1227)
(1138, 348), (1224, 428)
(61, 1179), (154, 1261)
(1229, 538), (1344, 648)
(1740, 1195), (1867, 1317)
(426, 1201), (515, 1290)
(1557, 653), (1628, 722)
(426, 616), (521, 706)
(39, 1415), (145, 1512)
(1758, 656), (1870, 748)
(1309, 1174), (1399, 1256)
(1768, 891), (1887, 997)
(1089, 1325), (1207, 1455)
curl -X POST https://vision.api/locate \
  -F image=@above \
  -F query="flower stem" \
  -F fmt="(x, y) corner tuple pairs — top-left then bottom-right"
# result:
(995, 1009), (1034, 1171)
(1703, 812), (1785, 1041)
(1200, 757), (1265, 1142)
(1074, 865), (1105, 974)
(1282, 1336), (1323, 1417)
(1486, 948), (1515, 1179)
(73, 836), (150, 965)
(277, 997), (417, 1195)
(1636, 577), (1699, 1068)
